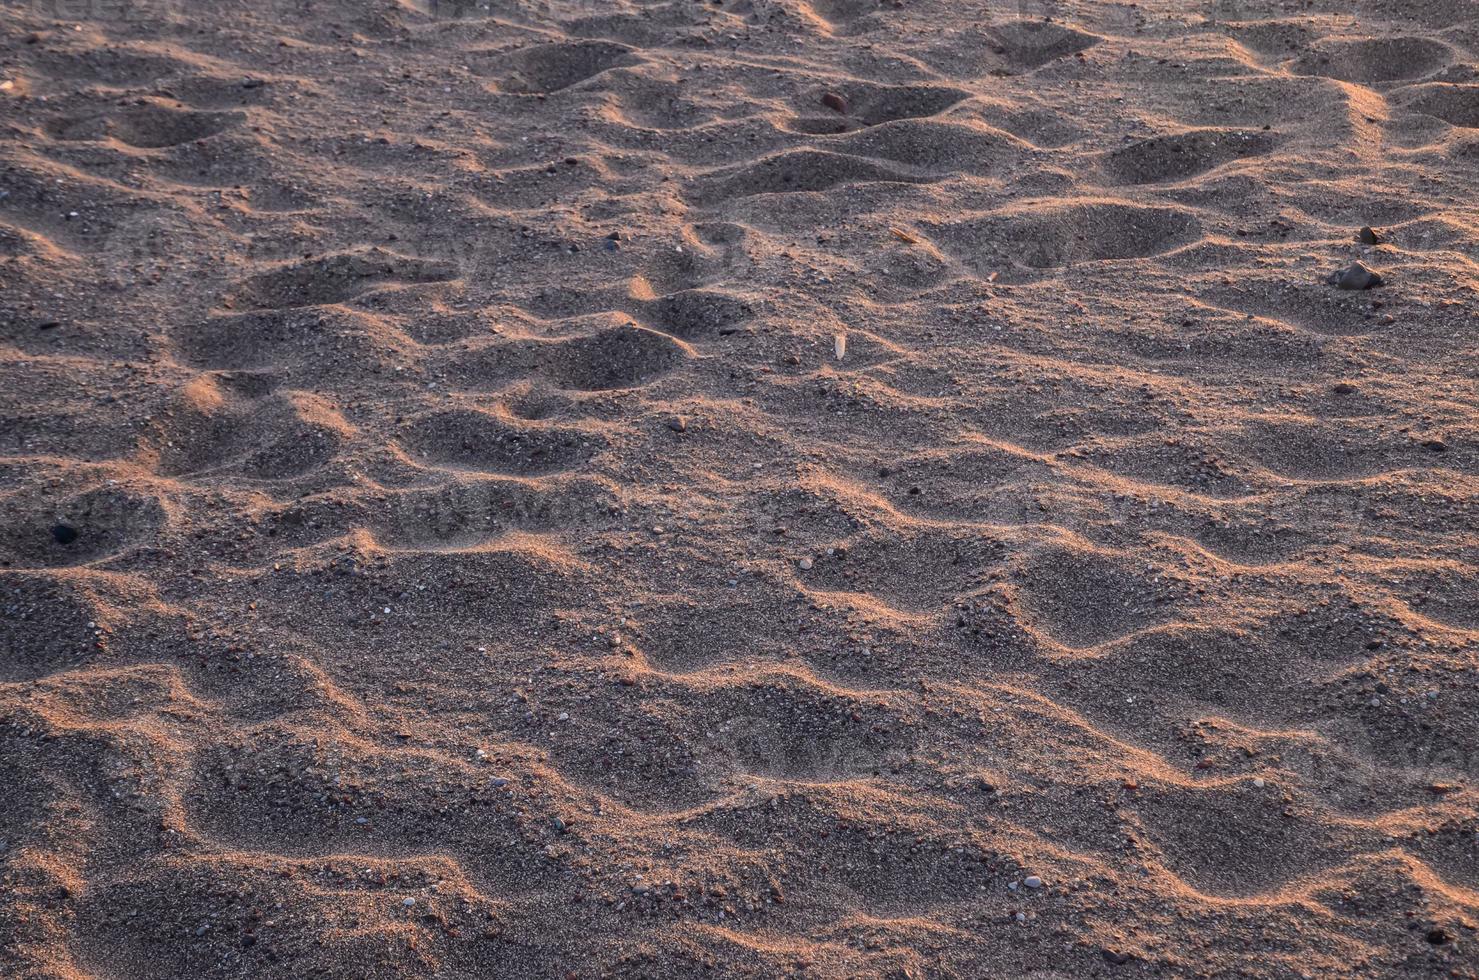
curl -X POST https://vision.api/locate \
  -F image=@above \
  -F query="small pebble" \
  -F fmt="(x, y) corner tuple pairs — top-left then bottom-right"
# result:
(1330, 261), (1383, 290)
(821, 91), (848, 114)
(1332, 382), (1356, 395)
(1357, 226), (1381, 245)
(51, 523), (78, 545)
(402, 897), (416, 907)
(1024, 875), (1043, 889)
(797, 557), (813, 570)
(667, 416), (687, 432)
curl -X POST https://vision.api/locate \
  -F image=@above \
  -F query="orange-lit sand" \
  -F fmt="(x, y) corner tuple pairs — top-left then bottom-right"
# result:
(3, 0), (1479, 975)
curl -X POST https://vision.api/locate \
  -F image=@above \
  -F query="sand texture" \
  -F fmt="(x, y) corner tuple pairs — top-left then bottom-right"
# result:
(3, 0), (1479, 975)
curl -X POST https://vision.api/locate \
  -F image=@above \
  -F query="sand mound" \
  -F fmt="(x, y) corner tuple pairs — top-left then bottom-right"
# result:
(2, 0), (1478, 976)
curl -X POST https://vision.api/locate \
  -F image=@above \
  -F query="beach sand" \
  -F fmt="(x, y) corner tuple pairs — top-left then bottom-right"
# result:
(3, 0), (1479, 975)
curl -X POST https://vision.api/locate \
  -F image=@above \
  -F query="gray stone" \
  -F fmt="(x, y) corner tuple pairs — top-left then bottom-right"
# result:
(1331, 262), (1383, 290)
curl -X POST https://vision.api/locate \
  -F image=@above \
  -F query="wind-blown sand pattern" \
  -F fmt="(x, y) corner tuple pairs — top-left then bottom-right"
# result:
(2, 0), (1478, 975)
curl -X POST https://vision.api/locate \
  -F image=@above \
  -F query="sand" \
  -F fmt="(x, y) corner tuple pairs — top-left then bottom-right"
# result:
(2, 0), (1479, 975)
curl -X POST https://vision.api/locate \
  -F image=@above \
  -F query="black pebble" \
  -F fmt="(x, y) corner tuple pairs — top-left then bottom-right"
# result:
(1331, 262), (1383, 290)
(51, 523), (78, 545)
(1358, 226), (1381, 245)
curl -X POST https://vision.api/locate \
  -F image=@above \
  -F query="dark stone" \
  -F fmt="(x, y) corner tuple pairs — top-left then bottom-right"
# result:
(1358, 226), (1381, 245)
(51, 523), (78, 545)
(1331, 262), (1383, 290)
(821, 91), (848, 114)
